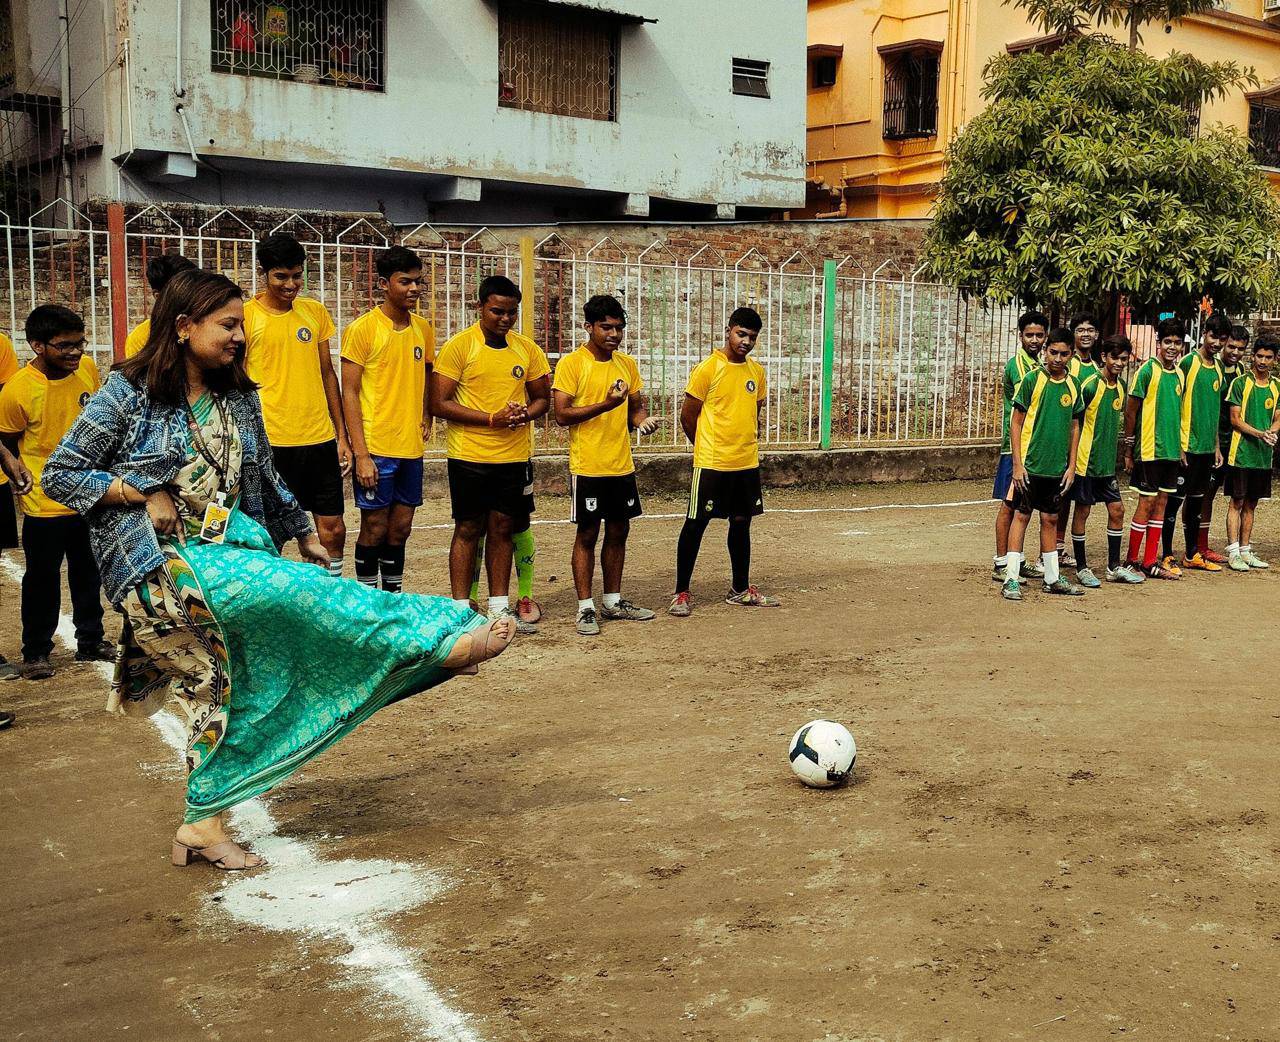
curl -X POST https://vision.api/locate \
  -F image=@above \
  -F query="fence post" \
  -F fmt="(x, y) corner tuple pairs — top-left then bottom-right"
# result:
(107, 202), (128, 363)
(519, 235), (535, 335)
(820, 259), (836, 450)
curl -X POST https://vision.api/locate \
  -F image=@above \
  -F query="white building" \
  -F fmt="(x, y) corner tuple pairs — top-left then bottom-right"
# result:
(2, 0), (807, 222)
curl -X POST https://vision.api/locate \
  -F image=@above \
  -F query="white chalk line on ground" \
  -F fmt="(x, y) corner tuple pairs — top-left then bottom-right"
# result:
(412, 496), (995, 530)
(0, 554), (481, 1042)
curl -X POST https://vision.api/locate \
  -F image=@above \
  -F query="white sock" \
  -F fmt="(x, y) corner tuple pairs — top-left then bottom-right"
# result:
(328, 557), (343, 578)
(602, 592), (621, 609)
(1242, 544), (1251, 556)
(1043, 550), (1060, 585)
(578, 598), (595, 615)
(1056, 542), (1065, 554)
(453, 598), (471, 610)
(993, 554), (1007, 568)
(1227, 541), (1240, 555)
(488, 596), (510, 615)
(1005, 551), (1022, 582)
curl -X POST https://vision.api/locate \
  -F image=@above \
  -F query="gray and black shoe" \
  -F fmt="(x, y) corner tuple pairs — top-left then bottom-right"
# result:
(599, 599), (656, 621)
(576, 608), (601, 636)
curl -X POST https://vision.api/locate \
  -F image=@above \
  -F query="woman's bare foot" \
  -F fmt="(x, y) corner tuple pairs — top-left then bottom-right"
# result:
(174, 812), (263, 869)
(442, 617), (517, 671)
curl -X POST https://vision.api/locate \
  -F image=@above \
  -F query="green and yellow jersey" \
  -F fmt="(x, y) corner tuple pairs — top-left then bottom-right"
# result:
(1178, 352), (1225, 456)
(1219, 362), (1244, 452)
(1013, 370), (1083, 478)
(1075, 373), (1125, 478)
(1130, 358), (1185, 462)
(1226, 373), (1280, 470)
(1070, 356), (1099, 386)
(1000, 347), (1039, 455)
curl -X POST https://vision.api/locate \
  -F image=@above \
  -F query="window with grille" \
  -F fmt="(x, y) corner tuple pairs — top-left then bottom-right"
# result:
(732, 58), (770, 98)
(498, 1), (619, 121)
(881, 44), (940, 140)
(210, 1), (386, 91)
(1249, 102), (1280, 168)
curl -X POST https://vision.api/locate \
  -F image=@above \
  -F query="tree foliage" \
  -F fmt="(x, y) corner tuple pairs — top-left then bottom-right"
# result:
(923, 35), (1280, 317)
(1017, 0), (1221, 48)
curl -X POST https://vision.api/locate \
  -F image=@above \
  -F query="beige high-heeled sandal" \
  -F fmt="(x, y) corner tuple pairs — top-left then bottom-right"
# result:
(451, 617), (516, 675)
(171, 839), (264, 871)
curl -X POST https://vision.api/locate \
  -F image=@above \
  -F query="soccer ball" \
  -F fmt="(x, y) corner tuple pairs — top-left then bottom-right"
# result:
(788, 720), (856, 788)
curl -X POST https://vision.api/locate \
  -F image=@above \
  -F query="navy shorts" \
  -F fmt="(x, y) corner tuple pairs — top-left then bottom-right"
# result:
(354, 455), (424, 510)
(993, 454), (1014, 502)
(1072, 475), (1122, 506)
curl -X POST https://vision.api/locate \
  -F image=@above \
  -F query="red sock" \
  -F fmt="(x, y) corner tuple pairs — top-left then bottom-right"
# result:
(1128, 522), (1145, 564)
(1143, 521), (1163, 568)
(1197, 524), (1209, 555)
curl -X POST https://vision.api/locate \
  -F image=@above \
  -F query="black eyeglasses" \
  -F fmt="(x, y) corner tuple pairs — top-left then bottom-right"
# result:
(46, 337), (87, 351)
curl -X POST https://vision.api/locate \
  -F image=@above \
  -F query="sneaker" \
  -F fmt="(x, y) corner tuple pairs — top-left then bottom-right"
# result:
(1060, 552), (1077, 568)
(1181, 553), (1222, 573)
(1146, 562), (1180, 580)
(725, 586), (781, 607)
(1203, 548), (1229, 565)
(1161, 555), (1184, 578)
(0, 656), (19, 682)
(1076, 567), (1102, 588)
(516, 597), (543, 624)
(75, 640), (116, 663)
(1044, 577), (1085, 596)
(991, 563), (1007, 583)
(0, 709), (13, 730)
(1001, 578), (1022, 601)
(498, 607), (539, 635)
(668, 592), (692, 617)
(1243, 551), (1270, 569)
(1020, 560), (1044, 579)
(21, 656), (54, 680)
(1229, 554), (1251, 572)
(1107, 564), (1145, 584)
(600, 599), (656, 621)
(575, 608), (600, 636)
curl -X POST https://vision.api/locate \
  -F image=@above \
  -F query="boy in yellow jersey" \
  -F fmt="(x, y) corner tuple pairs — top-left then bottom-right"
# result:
(553, 294), (660, 636)
(340, 246), (434, 594)
(0, 328), (25, 689)
(433, 275), (550, 633)
(1163, 313), (1230, 572)
(992, 311), (1047, 582)
(124, 253), (195, 358)
(1122, 318), (1187, 580)
(1056, 312), (1101, 565)
(0, 306), (111, 680)
(1224, 333), (1280, 571)
(1201, 326), (1248, 559)
(245, 234), (351, 577)
(1070, 335), (1143, 586)
(670, 306), (776, 616)
(1002, 329), (1085, 601)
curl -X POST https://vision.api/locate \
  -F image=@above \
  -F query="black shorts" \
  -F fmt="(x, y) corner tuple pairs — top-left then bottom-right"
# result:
(1012, 474), (1064, 516)
(687, 466), (764, 522)
(448, 459), (531, 528)
(522, 459), (536, 521)
(272, 440), (345, 517)
(1225, 466), (1271, 502)
(0, 483), (16, 550)
(1179, 453), (1215, 498)
(1208, 454), (1228, 497)
(1072, 475), (1122, 506)
(1131, 458), (1180, 497)
(571, 473), (643, 525)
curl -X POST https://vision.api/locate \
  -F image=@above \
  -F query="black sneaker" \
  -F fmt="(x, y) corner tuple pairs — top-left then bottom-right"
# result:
(75, 640), (116, 663)
(0, 709), (14, 729)
(21, 657), (54, 680)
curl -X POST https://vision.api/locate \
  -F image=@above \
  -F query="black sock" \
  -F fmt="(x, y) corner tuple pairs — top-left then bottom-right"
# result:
(354, 543), (379, 587)
(1183, 496), (1203, 559)
(1071, 534), (1087, 571)
(1107, 528), (1122, 570)
(379, 543), (406, 593)
(675, 517), (710, 593)
(728, 518), (751, 591)
(1162, 496), (1183, 559)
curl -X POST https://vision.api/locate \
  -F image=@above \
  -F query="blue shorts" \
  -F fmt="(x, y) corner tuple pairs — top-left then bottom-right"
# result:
(354, 455), (424, 510)
(993, 453), (1014, 502)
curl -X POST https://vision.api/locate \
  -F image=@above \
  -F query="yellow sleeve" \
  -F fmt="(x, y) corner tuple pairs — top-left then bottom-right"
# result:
(625, 354), (643, 395)
(340, 317), (371, 366)
(421, 319), (437, 366)
(755, 364), (767, 401)
(82, 355), (101, 391)
(0, 378), (29, 434)
(685, 357), (713, 400)
(0, 334), (17, 384)
(551, 351), (579, 396)
(433, 335), (467, 382)
(124, 322), (148, 359)
(526, 344), (551, 382)
(311, 300), (336, 343)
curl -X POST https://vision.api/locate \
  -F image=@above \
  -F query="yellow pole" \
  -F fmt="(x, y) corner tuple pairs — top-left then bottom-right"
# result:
(519, 235), (535, 334)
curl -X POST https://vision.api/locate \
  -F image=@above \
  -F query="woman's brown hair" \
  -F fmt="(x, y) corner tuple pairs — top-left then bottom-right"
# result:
(117, 268), (255, 404)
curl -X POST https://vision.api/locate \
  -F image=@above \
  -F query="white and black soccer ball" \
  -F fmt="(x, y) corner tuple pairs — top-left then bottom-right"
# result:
(788, 719), (856, 788)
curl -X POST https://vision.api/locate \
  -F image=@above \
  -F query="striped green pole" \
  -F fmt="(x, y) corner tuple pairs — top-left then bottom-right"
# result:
(820, 259), (837, 450)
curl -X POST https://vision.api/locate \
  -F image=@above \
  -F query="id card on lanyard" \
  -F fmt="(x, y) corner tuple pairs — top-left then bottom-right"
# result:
(187, 397), (233, 544)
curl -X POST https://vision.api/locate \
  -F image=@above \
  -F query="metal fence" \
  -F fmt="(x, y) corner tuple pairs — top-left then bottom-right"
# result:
(0, 201), (1027, 456)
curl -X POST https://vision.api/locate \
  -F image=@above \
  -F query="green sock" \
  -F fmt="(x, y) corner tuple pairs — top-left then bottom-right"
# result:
(469, 535), (485, 603)
(514, 526), (535, 600)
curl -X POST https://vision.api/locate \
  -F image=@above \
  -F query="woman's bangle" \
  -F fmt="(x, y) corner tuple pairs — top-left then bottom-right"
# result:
(487, 411), (494, 428)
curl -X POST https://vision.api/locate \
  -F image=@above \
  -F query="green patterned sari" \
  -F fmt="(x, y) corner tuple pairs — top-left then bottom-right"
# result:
(112, 393), (483, 822)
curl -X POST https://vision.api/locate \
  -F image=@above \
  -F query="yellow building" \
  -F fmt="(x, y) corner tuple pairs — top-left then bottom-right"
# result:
(805, 0), (1280, 218)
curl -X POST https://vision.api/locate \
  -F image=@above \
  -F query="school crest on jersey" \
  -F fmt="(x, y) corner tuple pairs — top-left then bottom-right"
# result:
(1213, 379), (1220, 391)
(1112, 395), (1122, 411)
(585, 497), (598, 512)
(78, 391), (91, 406)
(746, 379), (757, 393)
(1268, 397), (1276, 410)
(512, 364), (525, 378)
(296, 327), (313, 343)
(414, 345), (424, 362)
(1060, 392), (1072, 407)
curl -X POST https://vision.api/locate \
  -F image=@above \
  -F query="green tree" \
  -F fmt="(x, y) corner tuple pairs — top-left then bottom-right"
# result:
(923, 15), (1280, 320)
(1019, 0), (1220, 50)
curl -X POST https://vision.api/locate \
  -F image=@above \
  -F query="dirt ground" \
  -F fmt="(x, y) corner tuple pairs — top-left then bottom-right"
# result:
(2, 478), (1278, 1042)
